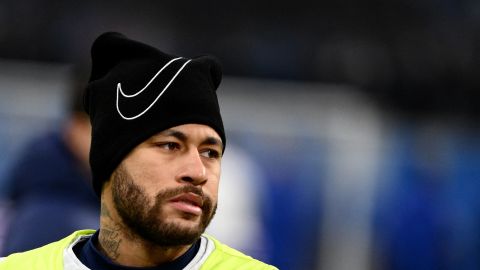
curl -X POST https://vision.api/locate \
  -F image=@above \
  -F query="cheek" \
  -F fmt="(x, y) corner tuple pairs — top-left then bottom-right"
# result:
(124, 158), (173, 197)
(205, 171), (221, 202)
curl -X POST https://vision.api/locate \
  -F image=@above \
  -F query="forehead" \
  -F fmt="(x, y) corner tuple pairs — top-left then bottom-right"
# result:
(152, 123), (221, 141)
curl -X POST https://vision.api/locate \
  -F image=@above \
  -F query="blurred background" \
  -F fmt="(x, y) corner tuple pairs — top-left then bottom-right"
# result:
(0, 0), (479, 269)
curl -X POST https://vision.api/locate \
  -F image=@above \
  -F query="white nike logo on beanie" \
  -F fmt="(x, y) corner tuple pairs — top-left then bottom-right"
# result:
(116, 57), (192, 120)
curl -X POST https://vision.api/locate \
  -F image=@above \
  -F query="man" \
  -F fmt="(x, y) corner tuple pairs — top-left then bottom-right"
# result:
(0, 32), (277, 269)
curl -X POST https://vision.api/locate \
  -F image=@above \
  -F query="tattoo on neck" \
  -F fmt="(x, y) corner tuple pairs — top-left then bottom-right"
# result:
(99, 226), (122, 260)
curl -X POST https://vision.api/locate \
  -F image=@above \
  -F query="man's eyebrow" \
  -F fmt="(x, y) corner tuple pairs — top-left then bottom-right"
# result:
(203, 137), (223, 150)
(160, 130), (223, 150)
(162, 130), (187, 141)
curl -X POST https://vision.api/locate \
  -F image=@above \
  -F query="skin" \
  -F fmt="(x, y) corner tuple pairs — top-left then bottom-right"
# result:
(96, 123), (223, 267)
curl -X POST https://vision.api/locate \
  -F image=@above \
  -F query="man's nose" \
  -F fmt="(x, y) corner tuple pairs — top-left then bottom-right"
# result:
(177, 150), (207, 185)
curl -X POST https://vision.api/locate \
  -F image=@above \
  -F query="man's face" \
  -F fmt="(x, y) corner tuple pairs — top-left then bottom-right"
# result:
(110, 124), (223, 246)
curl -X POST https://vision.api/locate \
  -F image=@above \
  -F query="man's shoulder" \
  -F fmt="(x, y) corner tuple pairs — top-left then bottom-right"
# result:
(0, 230), (95, 269)
(203, 235), (278, 270)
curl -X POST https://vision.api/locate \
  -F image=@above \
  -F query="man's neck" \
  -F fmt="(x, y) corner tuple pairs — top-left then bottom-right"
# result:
(98, 201), (192, 267)
(96, 227), (191, 267)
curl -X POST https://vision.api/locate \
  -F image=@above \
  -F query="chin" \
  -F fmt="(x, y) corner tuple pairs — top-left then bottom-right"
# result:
(168, 217), (203, 230)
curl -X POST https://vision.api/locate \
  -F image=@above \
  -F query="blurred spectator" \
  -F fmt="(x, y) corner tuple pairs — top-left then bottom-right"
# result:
(0, 72), (99, 255)
(373, 124), (480, 270)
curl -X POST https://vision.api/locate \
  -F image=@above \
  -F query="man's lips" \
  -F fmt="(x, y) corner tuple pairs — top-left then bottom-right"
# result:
(169, 192), (204, 215)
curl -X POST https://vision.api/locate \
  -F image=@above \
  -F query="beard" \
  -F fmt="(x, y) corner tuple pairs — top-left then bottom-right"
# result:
(111, 164), (217, 247)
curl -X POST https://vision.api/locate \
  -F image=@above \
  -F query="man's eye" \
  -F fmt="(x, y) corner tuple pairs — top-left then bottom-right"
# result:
(157, 142), (179, 151)
(200, 149), (220, 159)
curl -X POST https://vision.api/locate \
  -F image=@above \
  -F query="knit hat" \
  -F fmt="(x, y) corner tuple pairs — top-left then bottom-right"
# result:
(83, 32), (225, 196)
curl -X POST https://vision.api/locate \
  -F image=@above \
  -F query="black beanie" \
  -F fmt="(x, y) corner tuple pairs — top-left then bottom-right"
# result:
(84, 32), (225, 196)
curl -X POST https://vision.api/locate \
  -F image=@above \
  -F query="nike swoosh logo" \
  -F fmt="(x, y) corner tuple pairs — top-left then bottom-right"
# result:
(116, 57), (192, 120)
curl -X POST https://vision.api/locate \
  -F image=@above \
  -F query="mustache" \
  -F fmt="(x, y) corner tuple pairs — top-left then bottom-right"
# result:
(154, 185), (208, 206)
(151, 185), (214, 217)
